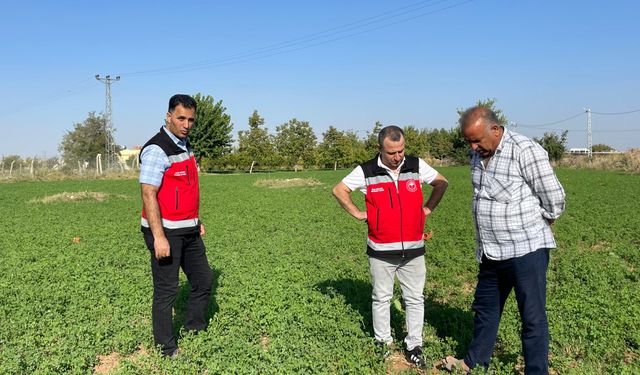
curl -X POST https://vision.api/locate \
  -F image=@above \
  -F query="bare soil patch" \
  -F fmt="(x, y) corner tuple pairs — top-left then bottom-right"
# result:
(30, 191), (129, 204)
(386, 351), (412, 374)
(386, 351), (444, 374)
(588, 241), (609, 252)
(253, 178), (323, 188)
(94, 346), (148, 374)
(94, 352), (121, 374)
(260, 334), (270, 351)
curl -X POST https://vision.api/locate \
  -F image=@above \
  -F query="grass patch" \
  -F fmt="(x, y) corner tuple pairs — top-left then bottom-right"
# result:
(0, 169), (638, 374)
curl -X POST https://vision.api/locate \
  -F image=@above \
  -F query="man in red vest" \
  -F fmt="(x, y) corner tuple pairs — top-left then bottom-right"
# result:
(333, 125), (448, 369)
(139, 94), (212, 358)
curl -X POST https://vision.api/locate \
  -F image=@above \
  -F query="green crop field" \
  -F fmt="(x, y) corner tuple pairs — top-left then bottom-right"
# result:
(0, 167), (638, 374)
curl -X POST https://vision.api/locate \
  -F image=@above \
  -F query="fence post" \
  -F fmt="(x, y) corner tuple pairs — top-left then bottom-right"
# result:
(10, 160), (15, 176)
(96, 154), (102, 175)
(334, 161), (337, 171)
(30, 157), (35, 177)
(250, 160), (256, 174)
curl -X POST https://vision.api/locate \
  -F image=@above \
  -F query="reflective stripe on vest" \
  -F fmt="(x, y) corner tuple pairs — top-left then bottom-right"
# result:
(141, 217), (199, 229)
(367, 238), (425, 252)
(365, 171), (420, 186)
(167, 151), (193, 164)
(398, 171), (419, 181)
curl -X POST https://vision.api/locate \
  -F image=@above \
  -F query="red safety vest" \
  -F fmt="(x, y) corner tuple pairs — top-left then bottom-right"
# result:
(362, 156), (425, 258)
(140, 128), (200, 236)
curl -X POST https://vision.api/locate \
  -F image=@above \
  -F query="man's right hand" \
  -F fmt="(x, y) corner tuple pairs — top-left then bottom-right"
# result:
(154, 236), (171, 259)
(355, 211), (367, 221)
(332, 182), (368, 222)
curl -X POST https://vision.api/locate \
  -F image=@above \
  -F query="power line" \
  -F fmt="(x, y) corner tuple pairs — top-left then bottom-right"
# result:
(3, 0), (473, 116)
(516, 107), (640, 134)
(517, 112), (584, 127)
(121, 0), (452, 76)
(6, 78), (95, 116)
(591, 109), (640, 115)
(517, 125), (640, 133)
(118, 0), (473, 77)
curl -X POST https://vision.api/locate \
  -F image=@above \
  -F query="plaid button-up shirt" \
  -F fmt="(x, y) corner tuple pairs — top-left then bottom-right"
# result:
(470, 129), (565, 262)
(139, 126), (189, 187)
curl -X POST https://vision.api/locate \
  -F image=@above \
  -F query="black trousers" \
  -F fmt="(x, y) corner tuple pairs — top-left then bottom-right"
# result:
(144, 232), (212, 355)
(465, 248), (550, 375)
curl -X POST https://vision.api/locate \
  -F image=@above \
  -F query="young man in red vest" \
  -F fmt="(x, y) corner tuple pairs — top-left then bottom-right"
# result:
(333, 125), (448, 369)
(139, 94), (212, 358)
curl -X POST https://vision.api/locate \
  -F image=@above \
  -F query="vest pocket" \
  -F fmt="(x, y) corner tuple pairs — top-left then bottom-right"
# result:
(376, 209), (380, 232)
(175, 187), (179, 209)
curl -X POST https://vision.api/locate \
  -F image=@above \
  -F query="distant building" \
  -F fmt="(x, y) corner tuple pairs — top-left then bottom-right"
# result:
(118, 146), (141, 167)
(568, 148), (589, 154)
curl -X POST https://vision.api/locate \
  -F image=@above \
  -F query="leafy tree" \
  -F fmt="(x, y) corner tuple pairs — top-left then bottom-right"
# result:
(274, 118), (317, 167)
(535, 130), (567, 161)
(342, 130), (368, 166)
(426, 128), (454, 159)
(190, 93), (233, 161)
(364, 121), (383, 157)
(592, 143), (614, 152)
(402, 125), (429, 158)
(456, 98), (508, 126)
(58, 111), (107, 166)
(317, 127), (367, 168)
(317, 126), (344, 168)
(452, 98), (509, 163)
(237, 110), (277, 167)
(201, 147), (247, 171)
(1, 155), (22, 167)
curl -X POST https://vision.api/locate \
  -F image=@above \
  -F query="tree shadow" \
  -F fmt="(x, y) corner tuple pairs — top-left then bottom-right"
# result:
(173, 266), (220, 338)
(315, 278), (406, 341)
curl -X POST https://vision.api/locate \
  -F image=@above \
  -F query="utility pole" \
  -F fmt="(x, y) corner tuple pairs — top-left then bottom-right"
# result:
(585, 108), (592, 158)
(95, 74), (120, 170)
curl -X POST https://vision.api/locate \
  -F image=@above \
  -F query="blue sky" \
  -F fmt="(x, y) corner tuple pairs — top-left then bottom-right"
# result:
(1, 0), (639, 158)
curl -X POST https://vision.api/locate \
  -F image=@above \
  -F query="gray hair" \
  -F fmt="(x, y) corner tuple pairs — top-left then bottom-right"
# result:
(459, 106), (500, 130)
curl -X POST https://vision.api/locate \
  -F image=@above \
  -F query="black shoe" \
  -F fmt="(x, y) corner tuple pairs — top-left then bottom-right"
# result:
(404, 346), (428, 369)
(163, 348), (180, 359)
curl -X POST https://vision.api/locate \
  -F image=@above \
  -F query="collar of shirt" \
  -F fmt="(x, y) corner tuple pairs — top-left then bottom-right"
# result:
(494, 127), (512, 155)
(377, 155), (405, 175)
(162, 126), (189, 151)
(481, 127), (508, 168)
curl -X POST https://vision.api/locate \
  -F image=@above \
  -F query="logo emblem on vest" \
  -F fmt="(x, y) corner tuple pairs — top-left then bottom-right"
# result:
(406, 179), (418, 192)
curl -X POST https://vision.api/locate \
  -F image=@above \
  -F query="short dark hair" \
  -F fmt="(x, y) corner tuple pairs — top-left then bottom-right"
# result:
(168, 94), (197, 113)
(378, 125), (404, 147)
(459, 106), (499, 130)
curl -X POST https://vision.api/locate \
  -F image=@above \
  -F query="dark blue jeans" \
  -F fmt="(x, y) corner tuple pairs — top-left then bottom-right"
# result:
(144, 233), (212, 356)
(465, 248), (550, 374)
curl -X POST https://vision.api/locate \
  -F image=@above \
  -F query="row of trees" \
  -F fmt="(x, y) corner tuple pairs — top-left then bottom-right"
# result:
(212, 114), (474, 171)
(57, 96), (572, 172)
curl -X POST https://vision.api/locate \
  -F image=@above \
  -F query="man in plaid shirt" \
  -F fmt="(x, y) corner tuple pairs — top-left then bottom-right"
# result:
(443, 106), (565, 375)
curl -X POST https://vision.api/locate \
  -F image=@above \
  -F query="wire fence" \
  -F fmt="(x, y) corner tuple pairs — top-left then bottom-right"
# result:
(0, 154), (140, 181)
